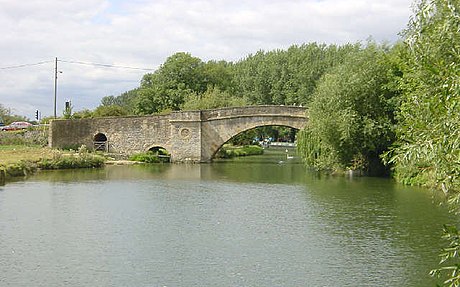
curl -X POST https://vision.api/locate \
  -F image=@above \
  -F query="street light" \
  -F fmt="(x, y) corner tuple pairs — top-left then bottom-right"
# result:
(53, 57), (63, 119)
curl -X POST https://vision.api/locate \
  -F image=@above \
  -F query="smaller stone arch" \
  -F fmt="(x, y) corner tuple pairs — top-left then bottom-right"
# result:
(93, 133), (108, 152)
(147, 145), (171, 162)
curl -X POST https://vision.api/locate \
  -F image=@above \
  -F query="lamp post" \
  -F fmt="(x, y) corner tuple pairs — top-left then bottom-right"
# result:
(53, 57), (62, 119)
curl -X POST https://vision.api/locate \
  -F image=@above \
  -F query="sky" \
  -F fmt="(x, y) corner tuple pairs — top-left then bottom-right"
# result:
(0, 0), (414, 119)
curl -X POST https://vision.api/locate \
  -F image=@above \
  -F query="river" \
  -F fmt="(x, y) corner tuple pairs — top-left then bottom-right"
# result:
(0, 149), (456, 286)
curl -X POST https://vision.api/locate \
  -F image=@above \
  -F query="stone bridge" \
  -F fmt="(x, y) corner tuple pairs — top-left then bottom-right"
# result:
(49, 105), (307, 162)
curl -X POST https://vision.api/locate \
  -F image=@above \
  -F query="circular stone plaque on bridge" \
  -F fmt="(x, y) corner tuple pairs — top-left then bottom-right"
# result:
(179, 128), (191, 139)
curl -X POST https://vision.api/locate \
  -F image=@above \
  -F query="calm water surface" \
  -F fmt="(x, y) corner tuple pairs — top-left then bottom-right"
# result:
(0, 150), (456, 286)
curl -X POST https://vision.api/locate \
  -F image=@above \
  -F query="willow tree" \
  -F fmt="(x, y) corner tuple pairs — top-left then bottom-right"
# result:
(297, 43), (400, 174)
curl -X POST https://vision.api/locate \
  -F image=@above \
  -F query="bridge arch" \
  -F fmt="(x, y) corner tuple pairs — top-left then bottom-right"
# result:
(147, 146), (168, 153)
(93, 132), (108, 152)
(146, 145), (171, 162)
(211, 124), (300, 159)
(200, 106), (307, 162)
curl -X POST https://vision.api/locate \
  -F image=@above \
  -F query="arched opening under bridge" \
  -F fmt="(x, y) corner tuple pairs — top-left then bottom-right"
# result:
(93, 133), (108, 152)
(147, 146), (171, 162)
(212, 125), (299, 160)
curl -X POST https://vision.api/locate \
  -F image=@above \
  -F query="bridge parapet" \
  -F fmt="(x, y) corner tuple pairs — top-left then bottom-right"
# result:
(169, 110), (201, 122)
(200, 105), (306, 121)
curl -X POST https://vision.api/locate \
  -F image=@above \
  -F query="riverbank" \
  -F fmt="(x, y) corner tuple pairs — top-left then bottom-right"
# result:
(0, 145), (104, 185)
(0, 144), (266, 185)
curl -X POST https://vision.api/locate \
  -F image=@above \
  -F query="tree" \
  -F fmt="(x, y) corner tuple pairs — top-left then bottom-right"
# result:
(181, 86), (247, 110)
(100, 89), (139, 115)
(93, 105), (128, 117)
(202, 60), (234, 92)
(135, 52), (206, 114)
(232, 43), (360, 106)
(72, 109), (94, 119)
(297, 43), (400, 173)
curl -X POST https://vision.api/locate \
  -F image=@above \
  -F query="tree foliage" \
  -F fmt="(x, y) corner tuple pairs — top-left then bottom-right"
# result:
(181, 86), (247, 110)
(93, 105), (128, 117)
(297, 43), (401, 173)
(381, 0), (460, 285)
(72, 109), (94, 119)
(386, 0), (460, 192)
(232, 43), (360, 105)
(104, 44), (362, 115)
(100, 89), (139, 114)
(135, 52), (206, 114)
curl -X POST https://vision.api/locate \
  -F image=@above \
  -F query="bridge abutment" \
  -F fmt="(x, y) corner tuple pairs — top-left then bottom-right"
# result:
(169, 110), (203, 162)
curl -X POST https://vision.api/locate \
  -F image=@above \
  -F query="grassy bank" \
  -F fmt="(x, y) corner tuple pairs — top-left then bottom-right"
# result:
(216, 144), (264, 158)
(129, 152), (171, 163)
(0, 145), (55, 164)
(0, 145), (105, 184)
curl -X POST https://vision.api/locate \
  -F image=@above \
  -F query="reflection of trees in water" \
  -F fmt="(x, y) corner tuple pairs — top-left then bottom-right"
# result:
(16, 156), (456, 287)
(305, 176), (455, 286)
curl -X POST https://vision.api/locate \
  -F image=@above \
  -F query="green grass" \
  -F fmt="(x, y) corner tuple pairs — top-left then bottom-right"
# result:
(216, 144), (264, 158)
(0, 145), (54, 165)
(0, 145), (105, 182)
(129, 152), (170, 163)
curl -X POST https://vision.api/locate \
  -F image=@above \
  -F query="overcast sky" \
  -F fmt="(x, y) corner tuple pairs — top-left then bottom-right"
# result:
(0, 0), (413, 119)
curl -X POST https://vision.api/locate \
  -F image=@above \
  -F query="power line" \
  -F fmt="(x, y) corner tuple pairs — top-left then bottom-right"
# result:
(0, 58), (157, 71)
(0, 60), (53, 70)
(58, 59), (156, 71)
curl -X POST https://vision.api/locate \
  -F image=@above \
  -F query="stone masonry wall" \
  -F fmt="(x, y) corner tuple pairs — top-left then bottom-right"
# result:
(49, 115), (172, 155)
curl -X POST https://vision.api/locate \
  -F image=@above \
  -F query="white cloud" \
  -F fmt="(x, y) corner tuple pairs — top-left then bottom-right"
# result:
(0, 0), (412, 118)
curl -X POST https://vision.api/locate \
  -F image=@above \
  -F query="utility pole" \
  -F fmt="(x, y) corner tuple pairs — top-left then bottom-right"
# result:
(53, 57), (63, 119)
(54, 57), (58, 119)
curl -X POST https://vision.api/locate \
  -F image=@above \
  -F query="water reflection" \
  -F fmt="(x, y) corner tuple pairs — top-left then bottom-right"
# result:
(0, 151), (456, 286)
